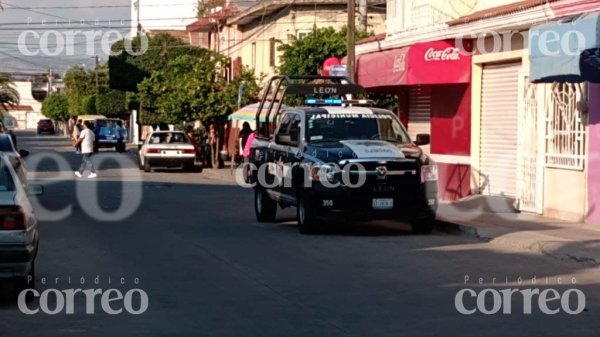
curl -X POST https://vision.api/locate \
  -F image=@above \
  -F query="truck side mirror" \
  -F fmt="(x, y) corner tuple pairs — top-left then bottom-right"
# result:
(415, 134), (430, 146)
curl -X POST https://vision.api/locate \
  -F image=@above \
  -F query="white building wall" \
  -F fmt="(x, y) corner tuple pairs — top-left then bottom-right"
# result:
(385, 0), (522, 37)
(14, 81), (42, 112)
(131, 0), (199, 36)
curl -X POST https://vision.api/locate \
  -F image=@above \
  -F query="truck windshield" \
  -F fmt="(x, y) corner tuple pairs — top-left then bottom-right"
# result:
(306, 113), (412, 144)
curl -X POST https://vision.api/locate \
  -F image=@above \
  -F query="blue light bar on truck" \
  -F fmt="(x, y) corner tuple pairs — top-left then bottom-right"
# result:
(304, 99), (375, 106)
(305, 99), (343, 105)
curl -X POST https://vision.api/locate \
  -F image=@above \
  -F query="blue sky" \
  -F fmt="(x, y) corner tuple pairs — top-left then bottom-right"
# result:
(0, 0), (131, 74)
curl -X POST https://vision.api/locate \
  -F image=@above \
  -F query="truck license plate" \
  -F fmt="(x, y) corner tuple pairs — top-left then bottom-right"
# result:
(372, 198), (393, 210)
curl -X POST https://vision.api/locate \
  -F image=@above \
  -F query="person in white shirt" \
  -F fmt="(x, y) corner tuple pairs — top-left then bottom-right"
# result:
(73, 121), (97, 178)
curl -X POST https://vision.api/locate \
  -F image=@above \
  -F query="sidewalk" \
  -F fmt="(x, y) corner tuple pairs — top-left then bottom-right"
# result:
(437, 195), (600, 265)
(200, 166), (238, 183)
(199, 167), (600, 264)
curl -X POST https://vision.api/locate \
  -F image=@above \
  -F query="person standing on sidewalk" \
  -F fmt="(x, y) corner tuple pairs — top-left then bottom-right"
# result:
(68, 116), (75, 135)
(72, 120), (82, 154)
(115, 120), (126, 153)
(73, 121), (97, 178)
(185, 125), (200, 162)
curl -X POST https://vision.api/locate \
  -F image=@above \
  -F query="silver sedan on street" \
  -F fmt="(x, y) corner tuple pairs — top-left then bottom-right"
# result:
(0, 133), (28, 185)
(0, 154), (43, 295)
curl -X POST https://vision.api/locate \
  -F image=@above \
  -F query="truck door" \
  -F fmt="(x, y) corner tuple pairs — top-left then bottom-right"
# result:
(279, 113), (302, 199)
(270, 114), (292, 196)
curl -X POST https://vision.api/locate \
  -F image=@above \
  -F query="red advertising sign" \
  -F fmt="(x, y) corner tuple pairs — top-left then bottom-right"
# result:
(356, 40), (471, 88)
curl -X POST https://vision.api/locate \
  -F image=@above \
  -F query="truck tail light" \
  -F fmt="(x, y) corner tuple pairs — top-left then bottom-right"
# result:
(421, 165), (438, 183)
(147, 148), (160, 154)
(0, 207), (26, 230)
(182, 149), (196, 154)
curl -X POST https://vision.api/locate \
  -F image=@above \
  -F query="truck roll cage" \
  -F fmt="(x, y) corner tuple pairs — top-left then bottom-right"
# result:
(255, 75), (368, 138)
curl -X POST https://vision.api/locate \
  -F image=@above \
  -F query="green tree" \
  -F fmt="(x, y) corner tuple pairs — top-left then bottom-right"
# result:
(63, 64), (110, 116)
(277, 26), (371, 76)
(138, 55), (261, 124)
(109, 33), (210, 92)
(0, 73), (20, 112)
(110, 32), (261, 124)
(125, 91), (140, 111)
(64, 66), (94, 115)
(96, 90), (126, 116)
(41, 94), (69, 121)
(82, 95), (96, 114)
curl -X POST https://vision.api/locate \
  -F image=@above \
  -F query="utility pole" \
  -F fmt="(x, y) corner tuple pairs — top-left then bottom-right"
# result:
(94, 55), (99, 93)
(347, 0), (356, 80)
(47, 67), (53, 94)
(135, 0), (141, 36)
(358, 0), (367, 31)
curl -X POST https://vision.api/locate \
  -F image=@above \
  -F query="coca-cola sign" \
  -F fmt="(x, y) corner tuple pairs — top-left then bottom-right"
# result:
(424, 47), (460, 61)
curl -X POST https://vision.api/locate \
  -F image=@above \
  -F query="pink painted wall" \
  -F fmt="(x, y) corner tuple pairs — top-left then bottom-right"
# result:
(431, 84), (471, 155)
(430, 84), (472, 201)
(588, 84), (600, 224)
(437, 163), (471, 201)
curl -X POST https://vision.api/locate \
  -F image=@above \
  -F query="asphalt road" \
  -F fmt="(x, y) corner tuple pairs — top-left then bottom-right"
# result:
(1, 131), (599, 337)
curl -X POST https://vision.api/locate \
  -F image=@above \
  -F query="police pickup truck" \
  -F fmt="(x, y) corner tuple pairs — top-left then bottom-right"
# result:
(249, 75), (438, 234)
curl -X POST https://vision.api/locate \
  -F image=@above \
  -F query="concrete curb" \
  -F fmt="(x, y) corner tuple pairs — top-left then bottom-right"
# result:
(435, 218), (485, 240)
(436, 216), (599, 266)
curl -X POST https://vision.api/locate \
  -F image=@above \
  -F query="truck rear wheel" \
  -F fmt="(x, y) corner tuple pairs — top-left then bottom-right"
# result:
(255, 187), (277, 222)
(297, 193), (321, 234)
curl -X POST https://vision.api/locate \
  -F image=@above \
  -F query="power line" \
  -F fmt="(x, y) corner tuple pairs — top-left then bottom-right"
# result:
(0, 17), (344, 32)
(0, 17), (199, 27)
(0, 49), (47, 69)
(1, 3), (198, 10)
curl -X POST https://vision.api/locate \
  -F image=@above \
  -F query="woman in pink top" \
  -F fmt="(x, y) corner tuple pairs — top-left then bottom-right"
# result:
(243, 131), (256, 159)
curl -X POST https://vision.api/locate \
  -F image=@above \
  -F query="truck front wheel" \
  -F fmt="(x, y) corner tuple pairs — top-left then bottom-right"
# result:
(255, 187), (277, 222)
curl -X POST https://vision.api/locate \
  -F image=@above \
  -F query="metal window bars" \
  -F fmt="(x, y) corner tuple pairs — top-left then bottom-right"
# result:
(545, 82), (587, 170)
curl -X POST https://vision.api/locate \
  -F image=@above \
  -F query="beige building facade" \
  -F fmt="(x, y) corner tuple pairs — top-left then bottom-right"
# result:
(226, 0), (386, 80)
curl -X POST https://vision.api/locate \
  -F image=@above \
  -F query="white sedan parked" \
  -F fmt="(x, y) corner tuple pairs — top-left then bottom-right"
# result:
(0, 153), (43, 295)
(139, 131), (197, 172)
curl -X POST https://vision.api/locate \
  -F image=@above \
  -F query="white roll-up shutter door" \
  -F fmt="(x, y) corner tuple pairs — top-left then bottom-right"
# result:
(408, 86), (431, 154)
(480, 63), (520, 197)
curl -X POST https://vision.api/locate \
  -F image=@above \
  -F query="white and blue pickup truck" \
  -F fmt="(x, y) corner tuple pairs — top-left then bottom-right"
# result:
(248, 75), (438, 234)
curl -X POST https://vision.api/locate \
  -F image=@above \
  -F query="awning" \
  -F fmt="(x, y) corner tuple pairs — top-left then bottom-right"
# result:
(356, 40), (472, 88)
(228, 103), (287, 123)
(529, 12), (600, 83)
(228, 103), (262, 122)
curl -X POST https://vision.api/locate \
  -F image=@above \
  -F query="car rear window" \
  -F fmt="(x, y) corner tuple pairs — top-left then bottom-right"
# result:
(149, 133), (189, 144)
(97, 119), (120, 128)
(0, 161), (15, 192)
